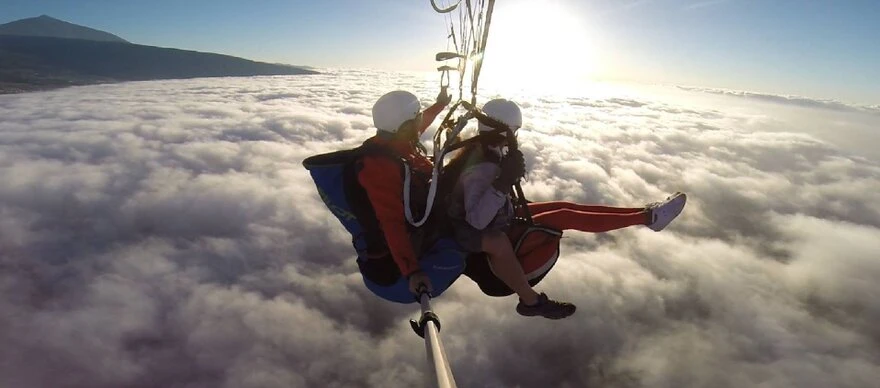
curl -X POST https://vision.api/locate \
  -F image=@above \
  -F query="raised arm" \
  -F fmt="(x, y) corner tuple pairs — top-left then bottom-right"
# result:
(417, 89), (452, 135)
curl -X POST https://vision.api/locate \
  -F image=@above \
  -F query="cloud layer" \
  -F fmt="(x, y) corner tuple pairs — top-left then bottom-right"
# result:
(676, 85), (880, 116)
(1, 70), (878, 387)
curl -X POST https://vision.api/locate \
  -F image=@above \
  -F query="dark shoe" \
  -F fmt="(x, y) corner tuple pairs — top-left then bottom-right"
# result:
(516, 293), (576, 319)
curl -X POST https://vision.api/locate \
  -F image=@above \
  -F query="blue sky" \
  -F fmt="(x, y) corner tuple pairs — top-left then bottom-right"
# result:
(2, 0), (879, 104)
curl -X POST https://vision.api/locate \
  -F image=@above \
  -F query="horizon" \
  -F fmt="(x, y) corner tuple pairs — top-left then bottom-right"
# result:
(2, 1), (879, 104)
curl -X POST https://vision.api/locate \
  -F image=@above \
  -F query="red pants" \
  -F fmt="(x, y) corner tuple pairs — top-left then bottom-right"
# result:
(525, 201), (647, 233)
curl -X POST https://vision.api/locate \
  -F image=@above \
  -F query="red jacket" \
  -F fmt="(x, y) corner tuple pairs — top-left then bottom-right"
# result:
(357, 101), (446, 277)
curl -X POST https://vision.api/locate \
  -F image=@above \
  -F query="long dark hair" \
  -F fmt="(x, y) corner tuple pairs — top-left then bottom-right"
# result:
(444, 131), (506, 172)
(446, 142), (479, 169)
(438, 142), (480, 195)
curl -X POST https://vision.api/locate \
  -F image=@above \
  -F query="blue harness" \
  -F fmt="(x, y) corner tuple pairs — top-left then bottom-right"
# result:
(302, 144), (465, 303)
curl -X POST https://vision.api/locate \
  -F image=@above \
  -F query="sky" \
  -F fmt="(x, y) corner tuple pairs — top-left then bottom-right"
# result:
(0, 70), (879, 387)
(2, 0), (880, 104)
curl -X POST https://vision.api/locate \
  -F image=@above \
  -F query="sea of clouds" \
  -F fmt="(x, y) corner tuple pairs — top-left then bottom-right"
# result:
(1, 69), (878, 388)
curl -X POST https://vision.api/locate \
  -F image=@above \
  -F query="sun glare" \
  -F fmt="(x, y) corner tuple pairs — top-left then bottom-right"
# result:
(481, 1), (601, 90)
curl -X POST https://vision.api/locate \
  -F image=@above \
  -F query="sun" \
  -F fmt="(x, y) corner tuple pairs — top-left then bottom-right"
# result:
(480, 1), (601, 89)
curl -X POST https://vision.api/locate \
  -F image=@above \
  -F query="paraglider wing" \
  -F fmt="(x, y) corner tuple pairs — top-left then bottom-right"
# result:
(431, 0), (461, 13)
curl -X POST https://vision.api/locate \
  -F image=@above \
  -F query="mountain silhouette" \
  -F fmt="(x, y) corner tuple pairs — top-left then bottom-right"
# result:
(0, 16), (318, 94)
(0, 15), (129, 43)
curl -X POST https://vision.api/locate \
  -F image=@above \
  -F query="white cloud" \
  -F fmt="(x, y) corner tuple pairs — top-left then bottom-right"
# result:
(0, 70), (878, 387)
(677, 85), (880, 116)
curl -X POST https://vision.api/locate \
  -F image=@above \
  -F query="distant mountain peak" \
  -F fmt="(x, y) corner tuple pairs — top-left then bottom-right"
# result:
(0, 15), (130, 43)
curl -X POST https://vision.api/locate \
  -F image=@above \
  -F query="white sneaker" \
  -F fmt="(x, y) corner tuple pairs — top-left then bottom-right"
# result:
(646, 192), (687, 232)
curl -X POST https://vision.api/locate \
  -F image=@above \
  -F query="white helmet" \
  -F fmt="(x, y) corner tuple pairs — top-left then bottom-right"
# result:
(479, 98), (522, 134)
(372, 90), (421, 133)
